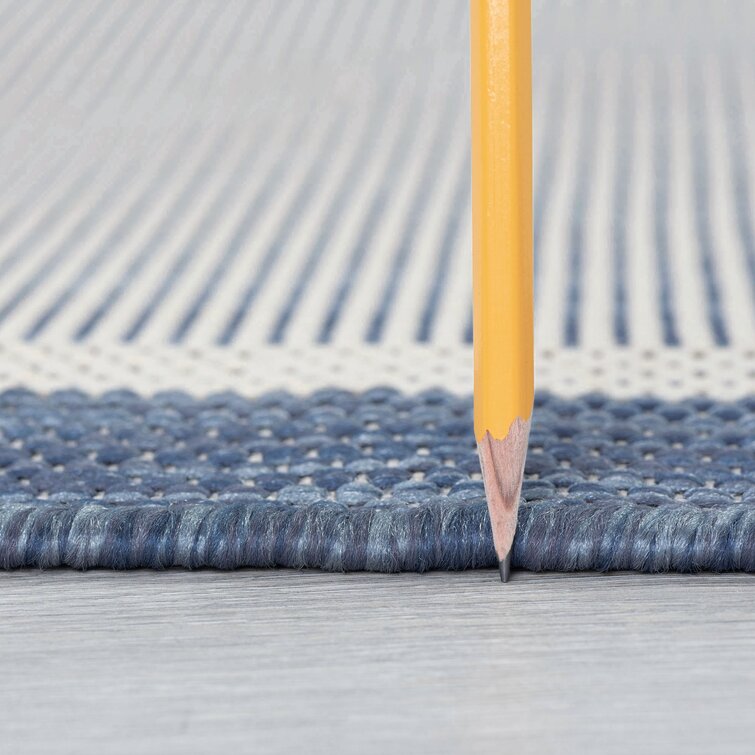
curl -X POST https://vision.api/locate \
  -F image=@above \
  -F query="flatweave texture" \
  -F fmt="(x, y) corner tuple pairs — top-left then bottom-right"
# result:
(0, 0), (752, 396)
(0, 1), (753, 573)
(1, 389), (753, 573)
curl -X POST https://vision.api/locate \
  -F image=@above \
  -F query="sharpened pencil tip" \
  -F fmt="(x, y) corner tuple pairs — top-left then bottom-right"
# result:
(477, 419), (531, 584)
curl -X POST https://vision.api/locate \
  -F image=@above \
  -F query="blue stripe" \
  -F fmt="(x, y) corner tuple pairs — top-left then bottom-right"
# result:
(218, 116), (345, 345)
(313, 0), (354, 61)
(82, 1), (170, 110)
(72, 130), (232, 341)
(464, 304), (472, 345)
(342, 1), (379, 60)
(269, 88), (389, 344)
(56, 1), (137, 105)
(157, 2), (232, 99)
(208, 2), (261, 78)
(120, 2), (201, 105)
(15, 0), (110, 117)
(253, 0), (299, 60)
(564, 68), (597, 346)
(416, 153), (470, 343)
(0, 160), (103, 281)
(0, 1), (27, 38)
(378, 0), (411, 52)
(652, 63), (680, 346)
(317, 82), (428, 343)
(0, 147), (86, 253)
(122, 136), (266, 342)
(0, 1), (46, 72)
(533, 64), (565, 304)
(283, 1), (321, 61)
(366, 84), (459, 343)
(0, 162), (133, 327)
(0, 0), (78, 98)
(688, 57), (729, 346)
(722, 55), (755, 305)
(612, 63), (632, 345)
(0, 2), (749, 353)
(169, 120), (306, 343)
(170, 2), (329, 344)
(19, 129), (199, 338)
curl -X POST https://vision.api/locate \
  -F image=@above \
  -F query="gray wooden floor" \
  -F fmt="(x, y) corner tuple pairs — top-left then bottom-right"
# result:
(1, 569), (754, 754)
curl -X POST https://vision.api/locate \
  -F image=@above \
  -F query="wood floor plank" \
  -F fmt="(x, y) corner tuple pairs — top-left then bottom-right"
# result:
(1, 569), (753, 754)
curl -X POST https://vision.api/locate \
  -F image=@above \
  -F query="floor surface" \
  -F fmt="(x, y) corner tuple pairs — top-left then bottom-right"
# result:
(1, 568), (754, 754)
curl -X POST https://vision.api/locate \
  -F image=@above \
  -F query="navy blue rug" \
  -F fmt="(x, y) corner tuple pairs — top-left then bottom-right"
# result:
(0, 388), (753, 572)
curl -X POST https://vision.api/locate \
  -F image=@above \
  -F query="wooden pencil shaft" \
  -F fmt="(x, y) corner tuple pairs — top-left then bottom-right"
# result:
(471, 0), (534, 441)
(477, 419), (530, 562)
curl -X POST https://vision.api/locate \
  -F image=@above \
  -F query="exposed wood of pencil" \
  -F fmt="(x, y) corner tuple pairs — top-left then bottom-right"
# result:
(477, 419), (530, 578)
(470, 0), (533, 579)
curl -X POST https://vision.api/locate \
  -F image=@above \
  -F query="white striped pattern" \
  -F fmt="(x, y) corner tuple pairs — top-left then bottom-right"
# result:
(0, 0), (752, 395)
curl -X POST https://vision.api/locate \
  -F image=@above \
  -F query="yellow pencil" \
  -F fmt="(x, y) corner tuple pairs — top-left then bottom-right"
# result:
(470, 0), (533, 582)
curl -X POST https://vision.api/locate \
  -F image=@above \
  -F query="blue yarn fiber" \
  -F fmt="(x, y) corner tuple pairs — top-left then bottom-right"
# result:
(0, 387), (753, 573)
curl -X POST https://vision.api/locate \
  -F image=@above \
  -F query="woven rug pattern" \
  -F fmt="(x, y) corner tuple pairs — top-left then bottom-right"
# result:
(0, 0), (752, 397)
(0, 0), (753, 573)
(1, 389), (753, 572)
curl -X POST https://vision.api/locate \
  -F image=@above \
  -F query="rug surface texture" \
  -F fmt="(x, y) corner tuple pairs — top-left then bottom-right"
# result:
(2, 389), (753, 572)
(0, 0), (753, 572)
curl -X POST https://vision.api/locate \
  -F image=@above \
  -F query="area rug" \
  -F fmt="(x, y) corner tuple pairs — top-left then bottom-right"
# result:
(0, 0), (753, 573)
(1, 388), (752, 572)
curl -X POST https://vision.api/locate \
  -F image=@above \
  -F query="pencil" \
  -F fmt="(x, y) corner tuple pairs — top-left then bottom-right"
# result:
(470, 0), (533, 582)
